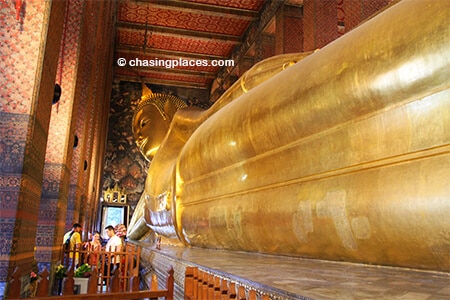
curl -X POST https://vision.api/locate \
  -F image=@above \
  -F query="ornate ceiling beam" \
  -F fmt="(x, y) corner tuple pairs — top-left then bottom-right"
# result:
(132, 66), (217, 78)
(216, 0), (287, 89)
(116, 46), (227, 60)
(114, 74), (210, 89)
(114, 65), (216, 87)
(121, 0), (259, 19)
(116, 22), (241, 42)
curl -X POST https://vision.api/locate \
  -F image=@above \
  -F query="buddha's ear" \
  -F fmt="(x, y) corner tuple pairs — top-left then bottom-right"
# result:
(164, 100), (178, 121)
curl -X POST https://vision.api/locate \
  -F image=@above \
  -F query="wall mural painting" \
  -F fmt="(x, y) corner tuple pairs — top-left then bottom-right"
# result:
(103, 80), (210, 216)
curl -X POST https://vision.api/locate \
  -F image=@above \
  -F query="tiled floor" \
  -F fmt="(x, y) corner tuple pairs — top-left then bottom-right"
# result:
(145, 243), (449, 299)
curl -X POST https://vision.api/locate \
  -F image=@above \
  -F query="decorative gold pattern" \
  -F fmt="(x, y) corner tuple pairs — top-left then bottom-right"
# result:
(103, 183), (127, 203)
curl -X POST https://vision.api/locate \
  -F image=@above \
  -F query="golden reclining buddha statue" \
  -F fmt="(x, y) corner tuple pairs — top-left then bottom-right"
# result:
(128, 0), (450, 272)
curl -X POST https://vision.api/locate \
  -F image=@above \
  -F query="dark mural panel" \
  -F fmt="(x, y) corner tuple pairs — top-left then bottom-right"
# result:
(103, 80), (210, 216)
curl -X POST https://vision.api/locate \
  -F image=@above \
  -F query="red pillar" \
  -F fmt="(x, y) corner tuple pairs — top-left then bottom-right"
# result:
(275, 4), (304, 55)
(0, 0), (66, 296)
(303, 0), (339, 51)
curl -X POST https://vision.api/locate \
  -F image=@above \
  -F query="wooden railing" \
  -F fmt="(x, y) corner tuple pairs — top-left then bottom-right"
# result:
(61, 243), (142, 293)
(7, 244), (174, 299)
(184, 267), (269, 300)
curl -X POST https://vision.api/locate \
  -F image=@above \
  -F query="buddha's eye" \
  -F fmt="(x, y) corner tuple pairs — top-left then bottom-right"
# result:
(140, 118), (149, 128)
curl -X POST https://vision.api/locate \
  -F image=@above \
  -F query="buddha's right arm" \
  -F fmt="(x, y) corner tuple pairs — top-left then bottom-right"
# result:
(127, 193), (148, 240)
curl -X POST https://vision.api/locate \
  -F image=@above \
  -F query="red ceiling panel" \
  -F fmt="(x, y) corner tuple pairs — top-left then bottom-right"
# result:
(114, 0), (266, 89)
(115, 68), (211, 85)
(185, 0), (265, 11)
(117, 30), (236, 57)
(118, 3), (251, 36)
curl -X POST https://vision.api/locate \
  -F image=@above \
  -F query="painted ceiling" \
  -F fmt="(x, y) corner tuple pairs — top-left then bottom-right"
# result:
(113, 0), (267, 90)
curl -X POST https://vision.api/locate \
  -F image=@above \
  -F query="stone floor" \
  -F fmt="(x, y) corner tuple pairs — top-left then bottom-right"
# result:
(141, 243), (449, 300)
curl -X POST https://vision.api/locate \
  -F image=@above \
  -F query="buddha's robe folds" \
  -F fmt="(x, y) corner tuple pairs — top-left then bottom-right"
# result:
(132, 0), (450, 272)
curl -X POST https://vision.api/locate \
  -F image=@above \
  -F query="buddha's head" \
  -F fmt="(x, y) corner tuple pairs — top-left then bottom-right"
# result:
(132, 84), (187, 161)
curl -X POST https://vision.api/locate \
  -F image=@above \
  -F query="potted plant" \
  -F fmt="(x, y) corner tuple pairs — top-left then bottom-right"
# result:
(74, 263), (91, 278)
(54, 264), (67, 295)
(55, 264), (67, 280)
(74, 263), (92, 294)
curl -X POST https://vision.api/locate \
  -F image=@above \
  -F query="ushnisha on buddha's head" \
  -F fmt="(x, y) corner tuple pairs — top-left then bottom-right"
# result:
(132, 84), (187, 161)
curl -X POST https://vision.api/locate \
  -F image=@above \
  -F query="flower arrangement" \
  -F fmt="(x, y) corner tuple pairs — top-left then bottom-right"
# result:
(27, 271), (40, 297)
(74, 263), (92, 278)
(55, 264), (67, 280)
(30, 271), (38, 283)
(114, 223), (127, 238)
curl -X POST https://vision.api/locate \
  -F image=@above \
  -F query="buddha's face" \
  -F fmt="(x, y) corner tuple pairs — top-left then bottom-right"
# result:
(133, 104), (170, 161)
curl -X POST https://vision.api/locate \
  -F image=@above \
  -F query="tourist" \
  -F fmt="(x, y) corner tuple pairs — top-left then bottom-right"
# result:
(63, 223), (82, 269)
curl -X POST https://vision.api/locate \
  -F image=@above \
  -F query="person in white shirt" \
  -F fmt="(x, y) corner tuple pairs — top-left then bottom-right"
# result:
(104, 225), (123, 279)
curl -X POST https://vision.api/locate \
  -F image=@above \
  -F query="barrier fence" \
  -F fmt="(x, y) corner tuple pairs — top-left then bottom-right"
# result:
(184, 267), (270, 300)
(7, 244), (174, 299)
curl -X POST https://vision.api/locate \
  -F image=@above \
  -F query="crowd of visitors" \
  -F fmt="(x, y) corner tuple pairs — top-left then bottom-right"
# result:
(63, 223), (127, 273)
